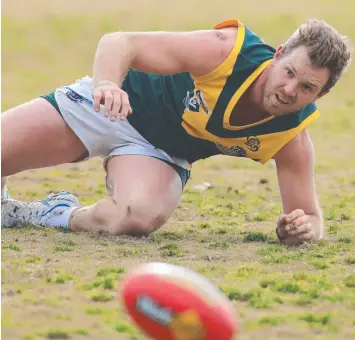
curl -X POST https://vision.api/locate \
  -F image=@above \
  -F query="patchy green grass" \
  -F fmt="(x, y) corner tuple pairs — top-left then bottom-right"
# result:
(2, 0), (355, 339)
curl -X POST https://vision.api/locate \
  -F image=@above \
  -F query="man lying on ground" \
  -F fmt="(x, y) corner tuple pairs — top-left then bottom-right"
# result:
(1, 18), (352, 245)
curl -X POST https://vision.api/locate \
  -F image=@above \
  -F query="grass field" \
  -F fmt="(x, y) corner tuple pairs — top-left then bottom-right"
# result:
(2, 1), (355, 339)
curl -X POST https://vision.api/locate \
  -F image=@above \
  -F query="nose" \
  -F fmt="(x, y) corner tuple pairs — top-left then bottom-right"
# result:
(284, 80), (298, 98)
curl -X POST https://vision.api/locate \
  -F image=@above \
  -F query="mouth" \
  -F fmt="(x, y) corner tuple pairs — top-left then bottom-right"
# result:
(275, 93), (288, 105)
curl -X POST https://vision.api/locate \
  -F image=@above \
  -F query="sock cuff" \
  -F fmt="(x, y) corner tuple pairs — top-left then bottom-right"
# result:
(48, 206), (80, 229)
(66, 206), (81, 228)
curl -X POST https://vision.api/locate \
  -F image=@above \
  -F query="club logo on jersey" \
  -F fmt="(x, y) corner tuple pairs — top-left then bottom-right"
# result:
(66, 89), (84, 103)
(215, 143), (247, 157)
(183, 90), (210, 114)
(244, 136), (260, 152)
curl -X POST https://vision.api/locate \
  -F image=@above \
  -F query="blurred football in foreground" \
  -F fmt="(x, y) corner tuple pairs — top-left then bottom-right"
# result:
(120, 262), (238, 340)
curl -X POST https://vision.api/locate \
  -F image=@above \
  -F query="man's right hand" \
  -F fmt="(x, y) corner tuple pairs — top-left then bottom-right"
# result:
(92, 80), (132, 121)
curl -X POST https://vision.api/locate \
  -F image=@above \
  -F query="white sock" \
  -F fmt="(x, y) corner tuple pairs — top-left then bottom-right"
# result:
(1, 186), (9, 199)
(45, 206), (80, 228)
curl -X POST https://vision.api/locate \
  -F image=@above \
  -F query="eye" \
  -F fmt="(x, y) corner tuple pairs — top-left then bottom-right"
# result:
(303, 84), (312, 92)
(285, 68), (294, 77)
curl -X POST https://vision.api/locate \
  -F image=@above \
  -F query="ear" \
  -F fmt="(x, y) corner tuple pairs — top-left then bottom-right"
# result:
(273, 45), (284, 60)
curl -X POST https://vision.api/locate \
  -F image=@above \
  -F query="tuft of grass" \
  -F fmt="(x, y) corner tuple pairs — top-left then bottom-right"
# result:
(260, 279), (276, 289)
(259, 252), (299, 264)
(311, 261), (330, 270)
(296, 296), (313, 306)
(120, 248), (142, 257)
(344, 275), (355, 288)
(60, 240), (76, 247)
(159, 243), (182, 257)
(257, 245), (302, 264)
(91, 292), (113, 302)
(257, 245), (284, 255)
(340, 213), (351, 221)
(258, 315), (285, 326)
(56, 315), (72, 321)
(114, 321), (137, 334)
(326, 224), (339, 235)
(338, 236), (352, 244)
(228, 264), (262, 281)
(214, 227), (228, 234)
(325, 294), (347, 303)
(80, 277), (116, 291)
(159, 230), (184, 240)
(75, 329), (89, 335)
(208, 240), (229, 249)
(299, 313), (332, 326)
(85, 307), (106, 315)
(276, 282), (300, 294)
(96, 267), (125, 277)
(242, 232), (269, 243)
(46, 330), (70, 339)
(54, 274), (73, 284)
(222, 287), (276, 309)
(25, 255), (42, 264)
(345, 257), (355, 264)
(253, 212), (269, 221)
(54, 245), (73, 252)
(103, 278), (115, 290)
(4, 243), (21, 251)
(184, 226), (196, 234)
(198, 222), (212, 229)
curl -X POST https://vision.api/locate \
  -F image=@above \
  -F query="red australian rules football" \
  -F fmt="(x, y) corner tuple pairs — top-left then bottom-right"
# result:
(120, 262), (238, 340)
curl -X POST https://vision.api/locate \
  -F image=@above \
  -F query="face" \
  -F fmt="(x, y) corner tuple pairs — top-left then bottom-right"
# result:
(261, 45), (330, 116)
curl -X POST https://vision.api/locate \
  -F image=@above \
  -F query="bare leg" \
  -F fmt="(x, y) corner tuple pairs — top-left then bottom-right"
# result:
(1, 98), (90, 227)
(2, 99), (182, 234)
(69, 155), (183, 235)
(1, 98), (88, 178)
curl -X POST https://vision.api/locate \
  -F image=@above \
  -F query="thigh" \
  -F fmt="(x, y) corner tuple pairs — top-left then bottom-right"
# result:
(106, 155), (183, 225)
(1, 98), (88, 177)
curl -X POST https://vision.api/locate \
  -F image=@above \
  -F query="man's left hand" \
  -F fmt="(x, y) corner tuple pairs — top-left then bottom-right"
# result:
(276, 209), (315, 245)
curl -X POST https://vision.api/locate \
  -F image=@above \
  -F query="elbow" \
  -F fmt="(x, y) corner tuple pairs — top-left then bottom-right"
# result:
(95, 32), (134, 66)
(98, 31), (126, 46)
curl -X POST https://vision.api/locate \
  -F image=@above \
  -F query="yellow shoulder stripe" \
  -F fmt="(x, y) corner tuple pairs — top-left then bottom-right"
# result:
(194, 20), (245, 84)
(259, 110), (320, 164)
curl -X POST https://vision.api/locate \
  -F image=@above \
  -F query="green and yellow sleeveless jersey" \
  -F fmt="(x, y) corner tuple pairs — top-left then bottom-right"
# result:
(125, 19), (319, 165)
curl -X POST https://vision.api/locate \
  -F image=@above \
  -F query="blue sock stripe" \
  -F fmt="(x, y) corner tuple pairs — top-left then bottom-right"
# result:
(40, 204), (70, 217)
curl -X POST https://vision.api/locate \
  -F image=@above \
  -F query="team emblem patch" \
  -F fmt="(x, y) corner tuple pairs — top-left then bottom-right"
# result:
(244, 136), (260, 152)
(183, 90), (210, 114)
(66, 89), (84, 103)
(215, 143), (247, 157)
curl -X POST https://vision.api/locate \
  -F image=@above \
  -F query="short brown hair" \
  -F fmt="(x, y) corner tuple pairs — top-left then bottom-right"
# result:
(282, 19), (353, 93)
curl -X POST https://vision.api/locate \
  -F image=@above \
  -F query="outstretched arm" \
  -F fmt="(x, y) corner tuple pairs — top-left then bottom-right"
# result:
(273, 129), (324, 246)
(92, 27), (237, 119)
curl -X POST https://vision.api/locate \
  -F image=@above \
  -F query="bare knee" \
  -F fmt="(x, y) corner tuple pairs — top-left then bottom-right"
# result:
(126, 210), (168, 236)
(69, 195), (174, 236)
(102, 198), (171, 236)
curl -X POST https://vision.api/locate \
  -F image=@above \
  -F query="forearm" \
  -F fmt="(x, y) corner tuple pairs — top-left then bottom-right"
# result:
(93, 32), (133, 87)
